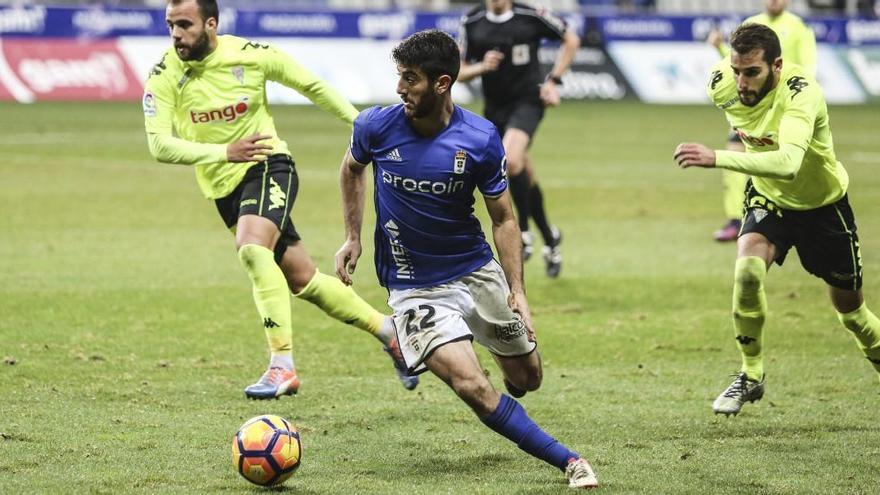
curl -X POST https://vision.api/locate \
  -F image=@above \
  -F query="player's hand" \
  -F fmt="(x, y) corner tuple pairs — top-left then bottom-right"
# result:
(334, 238), (362, 286)
(481, 50), (504, 74)
(227, 134), (273, 163)
(539, 81), (561, 107)
(707, 29), (724, 49)
(508, 290), (536, 343)
(673, 142), (716, 169)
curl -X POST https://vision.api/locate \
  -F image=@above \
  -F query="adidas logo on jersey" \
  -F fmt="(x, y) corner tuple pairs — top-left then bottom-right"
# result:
(386, 148), (403, 162)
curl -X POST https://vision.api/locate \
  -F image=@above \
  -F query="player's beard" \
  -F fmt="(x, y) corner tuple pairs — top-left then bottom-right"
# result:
(738, 73), (775, 107)
(406, 90), (438, 120)
(175, 30), (210, 61)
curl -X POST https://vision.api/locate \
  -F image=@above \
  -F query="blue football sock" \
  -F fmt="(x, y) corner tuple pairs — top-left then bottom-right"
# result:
(480, 394), (578, 470)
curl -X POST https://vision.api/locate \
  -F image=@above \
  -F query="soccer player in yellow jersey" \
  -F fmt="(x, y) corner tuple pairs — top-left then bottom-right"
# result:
(142, 0), (418, 399)
(675, 23), (880, 416)
(706, 0), (816, 241)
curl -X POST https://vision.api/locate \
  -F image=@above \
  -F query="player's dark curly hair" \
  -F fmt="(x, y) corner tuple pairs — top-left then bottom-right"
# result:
(730, 23), (781, 66)
(168, 0), (219, 23)
(392, 29), (460, 83)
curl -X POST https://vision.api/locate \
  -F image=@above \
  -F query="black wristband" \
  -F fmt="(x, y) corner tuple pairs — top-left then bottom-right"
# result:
(546, 74), (563, 85)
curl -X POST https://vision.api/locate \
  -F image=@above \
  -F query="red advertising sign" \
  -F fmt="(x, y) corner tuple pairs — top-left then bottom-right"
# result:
(0, 79), (13, 100)
(0, 39), (142, 101)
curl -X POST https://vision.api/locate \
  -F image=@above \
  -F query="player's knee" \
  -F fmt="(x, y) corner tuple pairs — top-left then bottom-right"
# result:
(510, 375), (541, 393)
(237, 244), (262, 267)
(734, 257), (765, 294)
(450, 375), (496, 414)
(235, 236), (272, 251)
(525, 367), (543, 391)
(509, 363), (543, 392)
(284, 266), (316, 295)
(286, 274), (312, 294)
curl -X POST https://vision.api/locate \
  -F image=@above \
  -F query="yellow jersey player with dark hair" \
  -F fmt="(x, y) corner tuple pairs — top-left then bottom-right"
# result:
(675, 23), (879, 416)
(143, 0), (418, 399)
(706, 0), (816, 241)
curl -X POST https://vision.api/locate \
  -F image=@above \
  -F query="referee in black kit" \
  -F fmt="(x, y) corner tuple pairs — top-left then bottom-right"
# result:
(458, 0), (580, 278)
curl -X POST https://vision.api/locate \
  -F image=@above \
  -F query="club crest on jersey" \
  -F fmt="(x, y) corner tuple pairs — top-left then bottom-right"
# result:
(231, 66), (245, 85)
(453, 150), (467, 174)
(752, 209), (769, 223)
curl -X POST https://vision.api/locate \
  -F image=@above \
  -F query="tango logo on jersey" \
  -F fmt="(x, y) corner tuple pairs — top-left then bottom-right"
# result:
(453, 150), (467, 174)
(384, 219), (414, 280)
(734, 129), (776, 147)
(189, 97), (249, 124)
(382, 170), (464, 195)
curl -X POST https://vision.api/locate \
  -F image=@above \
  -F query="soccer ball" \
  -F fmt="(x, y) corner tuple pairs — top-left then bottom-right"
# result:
(231, 414), (302, 486)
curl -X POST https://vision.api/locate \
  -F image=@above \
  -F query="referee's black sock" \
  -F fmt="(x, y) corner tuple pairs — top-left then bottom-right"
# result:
(529, 183), (555, 245)
(509, 172), (531, 233)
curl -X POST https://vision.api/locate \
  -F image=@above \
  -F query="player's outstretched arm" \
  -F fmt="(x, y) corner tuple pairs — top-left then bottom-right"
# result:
(147, 133), (272, 165)
(485, 191), (534, 337)
(262, 46), (358, 125)
(146, 132), (227, 165)
(674, 141), (805, 180)
(335, 149), (368, 285)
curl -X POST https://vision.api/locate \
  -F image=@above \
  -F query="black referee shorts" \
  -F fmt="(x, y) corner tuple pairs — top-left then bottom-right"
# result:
(215, 154), (301, 263)
(484, 98), (545, 138)
(740, 180), (863, 290)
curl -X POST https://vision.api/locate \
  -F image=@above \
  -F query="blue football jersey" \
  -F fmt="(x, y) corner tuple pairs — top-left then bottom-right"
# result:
(350, 104), (508, 289)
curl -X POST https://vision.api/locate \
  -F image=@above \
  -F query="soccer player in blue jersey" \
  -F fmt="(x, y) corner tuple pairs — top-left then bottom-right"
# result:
(333, 29), (597, 489)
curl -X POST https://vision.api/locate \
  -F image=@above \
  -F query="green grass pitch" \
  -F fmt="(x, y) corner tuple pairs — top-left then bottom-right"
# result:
(1, 101), (878, 493)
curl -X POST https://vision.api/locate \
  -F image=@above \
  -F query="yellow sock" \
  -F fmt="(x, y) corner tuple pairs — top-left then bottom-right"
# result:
(295, 270), (384, 336)
(837, 303), (880, 378)
(238, 244), (292, 357)
(733, 256), (767, 380)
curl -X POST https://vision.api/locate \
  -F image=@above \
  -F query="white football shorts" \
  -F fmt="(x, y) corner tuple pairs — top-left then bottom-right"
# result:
(387, 261), (537, 375)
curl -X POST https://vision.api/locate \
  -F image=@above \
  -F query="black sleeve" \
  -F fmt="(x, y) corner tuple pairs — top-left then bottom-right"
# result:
(459, 19), (473, 61)
(532, 7), (566, 40)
